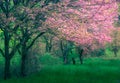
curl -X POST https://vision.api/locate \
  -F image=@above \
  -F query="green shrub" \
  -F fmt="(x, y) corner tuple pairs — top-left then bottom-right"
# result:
(91, 48), (105, 57)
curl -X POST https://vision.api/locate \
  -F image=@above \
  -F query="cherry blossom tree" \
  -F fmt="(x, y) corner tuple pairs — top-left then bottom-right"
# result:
(46, 0), (118, 64)
(0, 0), (60, 79)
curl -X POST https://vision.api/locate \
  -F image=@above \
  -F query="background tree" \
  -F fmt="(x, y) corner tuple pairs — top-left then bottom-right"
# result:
(0, 0), (60, 79)
(110, 28), (120, 57)
(13, 0), (60, 77)
(0, 0), (21, 79)
(42, 32), (55, 53)
(60, 40), (74, 64)
(46, 0), (118, 60)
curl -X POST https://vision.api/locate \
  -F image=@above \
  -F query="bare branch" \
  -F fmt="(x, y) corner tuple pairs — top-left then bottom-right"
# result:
(27, 32), (45, 50)
(0, 48), (4, 57)
(9, 43), (20, 59)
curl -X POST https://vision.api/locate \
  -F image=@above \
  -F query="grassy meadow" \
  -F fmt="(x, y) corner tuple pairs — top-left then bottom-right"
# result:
(0, 51), (120, 83)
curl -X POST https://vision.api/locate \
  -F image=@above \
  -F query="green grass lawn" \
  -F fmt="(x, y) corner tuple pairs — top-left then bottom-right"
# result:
(1, 57), (120, 83)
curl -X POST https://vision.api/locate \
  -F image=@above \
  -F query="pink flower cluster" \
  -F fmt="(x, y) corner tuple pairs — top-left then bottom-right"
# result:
(46, 0), (118, 48)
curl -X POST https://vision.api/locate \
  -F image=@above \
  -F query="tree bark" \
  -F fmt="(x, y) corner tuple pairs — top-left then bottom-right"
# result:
(63, 53), (68, 64)
(20, 43), (27, 77)
(79, 54), (83, 64)
(72, 58), (75, 65)
(77, 48), (84, 64)
(46, 42), (52, 52)
(4, 29), (11, 80)
(20, 32), (45, 77)
(4, 58), (11, 80)
(21, 53), (27, 77)
(112, 47), (118, 57)
(114, 51), (117, 57)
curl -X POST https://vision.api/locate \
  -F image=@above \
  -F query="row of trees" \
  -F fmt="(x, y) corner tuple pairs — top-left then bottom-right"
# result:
(0, 0), (119, 80)
(0, 0), (61, 80)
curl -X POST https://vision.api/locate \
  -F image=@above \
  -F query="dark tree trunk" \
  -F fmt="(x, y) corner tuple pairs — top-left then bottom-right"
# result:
(72, 58), (75, 65)
(45, 39), (52, 53)
(44, 35), (53, 53)
(78, 48), (84, 64)
(4, 58), (11, 80)
(60, 40), (66, 64)
(20, 32), (45, 77)
(112, 47), (118, 57)
(60, 40), (68, 64)
(63, 53), (66, 64)
(46, 42), (49, 52)
(79, 54), (83, 64)
(63, 55), (68, 64)
(63, 57), (66, 64)
(4, 30), (11, 80)
(21, 44), (27, 77)
(46, 43), (52, 52)
(114, 51), (117, 57)
(21, 53), (27, 77)
(63, 49), (69, 64)
(48, 45), (52, 52)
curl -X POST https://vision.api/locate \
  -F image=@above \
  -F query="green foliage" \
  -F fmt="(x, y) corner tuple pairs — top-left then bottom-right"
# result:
(40, 53), (62, 65)
(91, 48), (105, 57)
(105, 48), (114, 57)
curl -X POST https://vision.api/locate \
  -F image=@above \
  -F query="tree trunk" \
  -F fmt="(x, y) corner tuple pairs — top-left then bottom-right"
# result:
(78, 49), (84, 64)
(4, 58), (11, 80)
(114, 51), (117, 57)
(48, 45), (52, 52)
(46, 42), (52, 53)
(72, 58), (75, 65)
(63, 55), (67, 64)
(46, 42), (49, 52)
(112, 47), (118, 57)
(21, 53), (27, 77)
(21, 44), (27, 77)
(79, 55), (83, 64)
(4, 30), (11, 80)
(63, 51), (68, 64)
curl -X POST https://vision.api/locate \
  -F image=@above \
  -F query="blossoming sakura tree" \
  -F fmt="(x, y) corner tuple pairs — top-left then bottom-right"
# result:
(47, 0), (118, 48)
(46, 0), (118, 64)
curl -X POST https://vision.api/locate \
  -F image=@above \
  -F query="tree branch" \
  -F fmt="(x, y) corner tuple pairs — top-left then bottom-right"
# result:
(27, 32), (45, 50)
(18, 48), (21, 55)
(0, 48), (4, 57)
(9, 43), (20, 59)
(60, 40), (64, 55)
